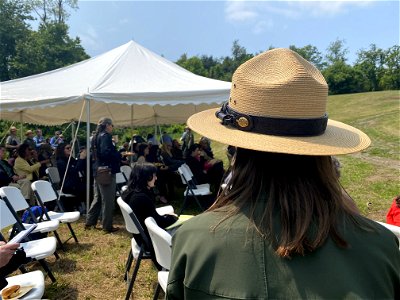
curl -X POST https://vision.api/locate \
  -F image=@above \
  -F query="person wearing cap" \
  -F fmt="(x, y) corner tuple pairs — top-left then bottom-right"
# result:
(166, 49), (400, 299)
(22, 130), (35, 150)
(5, 127), (20, 158)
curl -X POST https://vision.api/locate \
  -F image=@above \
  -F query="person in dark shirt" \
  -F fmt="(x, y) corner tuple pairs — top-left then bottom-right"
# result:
(121, 163), (177, 267)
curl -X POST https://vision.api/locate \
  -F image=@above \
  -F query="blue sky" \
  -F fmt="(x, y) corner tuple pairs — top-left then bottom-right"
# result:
(67, 1), (399, 64)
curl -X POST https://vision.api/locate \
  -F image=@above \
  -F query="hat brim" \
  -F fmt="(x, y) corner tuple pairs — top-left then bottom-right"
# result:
(187, 109), (371, 156)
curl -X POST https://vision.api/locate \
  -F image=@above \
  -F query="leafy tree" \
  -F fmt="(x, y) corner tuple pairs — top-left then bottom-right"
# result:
(289, 44), (326, 70)
(176, 54), (207, 77)
(354, 44), (385, 91)
(380, 45), (400, 90)
(326, 39), (348, 65)
(26, 0), (78, 24)
(9, 22), (89, 78)
(0, 0), (32, 81)
(322, 61), (363, 94)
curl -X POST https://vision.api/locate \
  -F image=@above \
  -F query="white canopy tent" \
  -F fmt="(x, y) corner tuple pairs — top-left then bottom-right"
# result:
(0, 40), (231, 208)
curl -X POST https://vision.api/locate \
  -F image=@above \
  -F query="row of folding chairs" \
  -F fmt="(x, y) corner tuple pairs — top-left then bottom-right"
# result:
(0, 180), (81, 290)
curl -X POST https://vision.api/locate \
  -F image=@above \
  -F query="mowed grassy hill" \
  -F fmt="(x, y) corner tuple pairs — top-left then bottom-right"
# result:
(209, 90), (400, 220)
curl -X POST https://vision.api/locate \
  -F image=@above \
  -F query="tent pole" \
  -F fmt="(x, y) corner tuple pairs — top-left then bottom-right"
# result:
(19, 112), (23, 141)
(86, 98), (91, 213)
(71, 121), (76, 157)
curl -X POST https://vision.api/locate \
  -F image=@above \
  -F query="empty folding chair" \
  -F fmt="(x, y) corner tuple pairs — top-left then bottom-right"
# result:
(0, 200), (57, 282)
(177, 166), (211, 215)
(31, 180), (80, 245)
(0, 186), (63, 250)
(117, 197), (156, 300)
(120, 165), (132, 181)
(3, 270), (45, 299)
(145, 217), (172, 300)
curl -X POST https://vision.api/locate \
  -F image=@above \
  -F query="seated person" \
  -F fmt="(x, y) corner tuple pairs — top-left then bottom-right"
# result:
(119, 142), (130, 166)
(386, 195), (400, 226)
(0, 146), (32, 202)
(56, 143), (87, 212)
(136, 143), (150, 164)
(186, 143), (224, 192)
(160, 142), (184, 172)
(199, 136), (215, 160)
(171, 139), (184, 160)
(121, 163), (177, 268)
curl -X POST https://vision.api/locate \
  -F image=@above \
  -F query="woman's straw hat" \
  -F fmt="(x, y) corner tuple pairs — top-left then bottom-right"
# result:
(188, 48), (370, 155)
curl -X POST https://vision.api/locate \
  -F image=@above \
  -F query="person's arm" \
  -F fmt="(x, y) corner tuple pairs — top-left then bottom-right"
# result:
(14, 158), (41, 174)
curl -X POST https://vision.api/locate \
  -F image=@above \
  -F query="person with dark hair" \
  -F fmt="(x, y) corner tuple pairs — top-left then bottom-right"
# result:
(136, 143), (149, 164)
(121, 163), (177, 266)
(166, 49), (399, 299)
(56, 143), (87, 212)
(386, 195), (400, 226)
(85, 117), (121, 233)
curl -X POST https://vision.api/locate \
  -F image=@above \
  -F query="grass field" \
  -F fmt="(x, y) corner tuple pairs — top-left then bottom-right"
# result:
(3, 90), (400, 299)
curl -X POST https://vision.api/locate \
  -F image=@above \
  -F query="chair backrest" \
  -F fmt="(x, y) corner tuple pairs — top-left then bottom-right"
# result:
(177, 166), (191, 185)
(181, 163), (194, 178)
(116, 197), (141, 235)
(120, 165), (132, 181)
(0, 199), (17, 230)
(31, 180), (58, 203)
(144, 217), (172, 270)
(46, 167), (61, 186)
(0, 186), (29, 212)
(116, 172), (127, 185)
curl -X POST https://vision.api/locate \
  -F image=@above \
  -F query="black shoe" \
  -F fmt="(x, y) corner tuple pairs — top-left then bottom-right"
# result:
(103, 227), (119, 233)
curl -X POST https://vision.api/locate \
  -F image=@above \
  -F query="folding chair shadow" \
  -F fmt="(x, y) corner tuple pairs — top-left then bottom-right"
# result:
(31, 180), (80, 245)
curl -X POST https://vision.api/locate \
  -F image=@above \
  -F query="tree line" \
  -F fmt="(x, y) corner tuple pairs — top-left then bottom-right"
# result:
(1, 0), (399, 96)
(177, 40), (399, 95)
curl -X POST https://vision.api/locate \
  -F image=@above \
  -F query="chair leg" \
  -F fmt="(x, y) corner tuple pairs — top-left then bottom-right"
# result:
(54, 251), (60, 260)
(125, 251), (143, 300)
(178, 194), (189, 216)
(53, 231), (65, 251)
(193, 195), (204, 212)
(38, 259), (56, 282)
(124, 250), (133, 281)
(153, 283), (161, 300)
(67, 223), (79, 243)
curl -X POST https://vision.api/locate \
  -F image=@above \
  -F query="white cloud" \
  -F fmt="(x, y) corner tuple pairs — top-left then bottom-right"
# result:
(224, 0), (377, 27)
(78, 25), (102, 51)
(225, 1), (258, 22)
(253, 20), (274, 35)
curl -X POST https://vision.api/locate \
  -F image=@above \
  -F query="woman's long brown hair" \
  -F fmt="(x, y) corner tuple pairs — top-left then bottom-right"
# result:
(209, 148), (363, 258)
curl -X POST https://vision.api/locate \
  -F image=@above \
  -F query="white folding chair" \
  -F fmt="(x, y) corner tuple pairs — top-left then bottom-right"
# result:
(145, 217), (172, 300)
(0, 186), (62, 249)
(3, 270), (45, 299)
(376, 221), (400, 249)
(115, 172), (127, 196)
(31, 180), (80, 245)
(120, 165), (132, 181)
(181, 163), (210, 190)
(0, 201), (57, 282)
(116, 197), (155, 300)
(177, 165), (211, 215)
